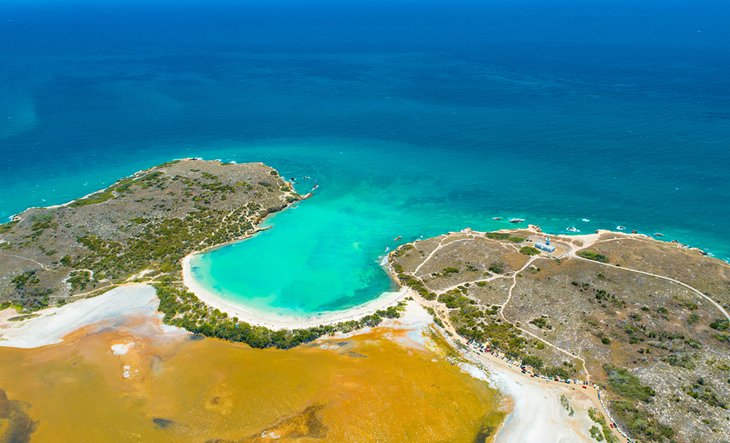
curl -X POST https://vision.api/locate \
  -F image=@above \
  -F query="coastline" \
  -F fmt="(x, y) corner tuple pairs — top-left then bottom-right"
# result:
(178, 225), (720, 331)
(457, 340), (621, 443)
(181, 253), (407, 330)
(0, 279), (619, 443)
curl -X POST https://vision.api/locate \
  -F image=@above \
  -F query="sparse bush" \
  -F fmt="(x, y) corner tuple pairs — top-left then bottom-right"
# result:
(577, 250), (609, 263)
(603, 364), (655, 402)
(519, 246), (540, 256)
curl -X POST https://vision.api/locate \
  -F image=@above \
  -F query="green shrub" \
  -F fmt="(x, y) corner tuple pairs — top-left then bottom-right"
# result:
(485, 232), (525, 243)
(577, 250), (609, 263)
(519, 246), (540, 256)
(611, 400), (674, 442)
(603, 364), (655, 402)
(529, 316), (549, 329)
(488, 262), (505, 274)
(685, 377), (727, 409)
(587, 408), (618, 443)
(710, 318), (729, 331)
(521, 355), (544, 370)
(0, 220), (18, 234)
(154, 283), (404, 349)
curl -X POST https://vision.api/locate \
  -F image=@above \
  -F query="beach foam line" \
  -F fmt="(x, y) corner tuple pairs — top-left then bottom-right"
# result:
(182, 254), (407, 330)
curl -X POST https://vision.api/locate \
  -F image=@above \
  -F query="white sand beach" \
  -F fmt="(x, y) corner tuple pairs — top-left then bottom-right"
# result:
(485, 363), (607, 443)
(181, 253), (407, 330)
(454, 340), (623, 443)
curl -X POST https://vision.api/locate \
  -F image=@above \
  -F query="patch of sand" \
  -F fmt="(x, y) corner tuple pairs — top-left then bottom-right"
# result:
(0, 284), (161, 348)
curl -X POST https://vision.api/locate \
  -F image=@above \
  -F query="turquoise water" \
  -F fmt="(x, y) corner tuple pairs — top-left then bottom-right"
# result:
(190, 138), (727, 316)
(1, 1), (729, 316)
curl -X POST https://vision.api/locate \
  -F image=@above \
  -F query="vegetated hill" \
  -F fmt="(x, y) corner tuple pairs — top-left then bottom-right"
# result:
(0, 159), (299, 310)
(389, 229), (730, 443)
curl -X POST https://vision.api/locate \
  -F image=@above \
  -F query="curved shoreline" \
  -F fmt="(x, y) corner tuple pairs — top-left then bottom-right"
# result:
(181, 254), (407, 330)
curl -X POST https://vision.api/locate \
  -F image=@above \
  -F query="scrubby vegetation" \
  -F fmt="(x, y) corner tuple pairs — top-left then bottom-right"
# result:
(0, 220), (19, 234)
(610, 400), (674, 442)
(73, 204), (259, 281)
(485, 232), (525, 243)
(684, 377), (727, 409)
(390, 250), (574, 378)
(69, 171), (166, 208)
(601, 364), (678, 441)
(488, 262), (505, 274)
(519, 246), (540, 256)
(0, 160), (298, 312)
(603, 365), (655, 402)
(392, 262), (437, 301)
(588, 408), (618, 443)
(560, 394), (575, 416)
(577, 250), (609, 263)
(155, 283), (405, 349)
(389, 230), (730, 442)
(529, 316), (551, 330)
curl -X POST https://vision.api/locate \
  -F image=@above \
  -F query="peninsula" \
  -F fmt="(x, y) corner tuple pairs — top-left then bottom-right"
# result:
(0, 159), (297, 307)
(388, 227), (730, 443)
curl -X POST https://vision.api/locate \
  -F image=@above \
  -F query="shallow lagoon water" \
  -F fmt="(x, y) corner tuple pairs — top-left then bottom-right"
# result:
(189, 138), (729, 316)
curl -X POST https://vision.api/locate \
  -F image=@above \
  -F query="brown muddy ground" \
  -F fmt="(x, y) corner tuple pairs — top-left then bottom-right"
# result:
(0, 317), (503, 442)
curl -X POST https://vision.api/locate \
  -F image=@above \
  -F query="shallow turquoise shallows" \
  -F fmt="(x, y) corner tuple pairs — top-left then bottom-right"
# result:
(2, 0), (730, 316)
(187, 139), (728, 316)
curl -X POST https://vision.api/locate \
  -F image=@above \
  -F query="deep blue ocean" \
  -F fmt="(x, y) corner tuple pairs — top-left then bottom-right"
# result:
(2, 0), (729, 314)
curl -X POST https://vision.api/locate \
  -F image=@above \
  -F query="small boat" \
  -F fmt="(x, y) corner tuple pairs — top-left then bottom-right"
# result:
(492, 217), (502, 221)
(616, 225), (626, 231)
(654, 232), (664, 237)
(581, 218), (590, 222)
(566, 227), (580, 233)
(509, 218), (525, 224)
(393, 235), (402, 241)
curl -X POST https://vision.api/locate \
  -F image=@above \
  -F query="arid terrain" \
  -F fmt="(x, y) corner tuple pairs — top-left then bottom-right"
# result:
(389, 228), (730, 443)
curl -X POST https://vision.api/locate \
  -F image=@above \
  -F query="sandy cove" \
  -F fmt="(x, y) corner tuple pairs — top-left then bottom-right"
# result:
(181, 254), (407, 330)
